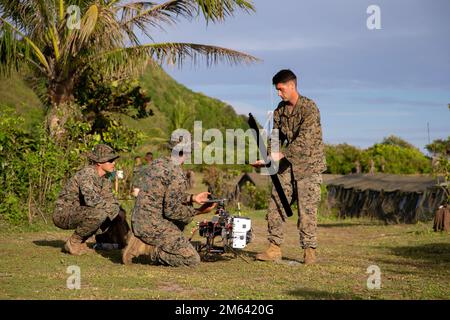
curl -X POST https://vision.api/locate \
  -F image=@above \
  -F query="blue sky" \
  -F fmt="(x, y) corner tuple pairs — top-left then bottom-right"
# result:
(148, 0), (449, 153)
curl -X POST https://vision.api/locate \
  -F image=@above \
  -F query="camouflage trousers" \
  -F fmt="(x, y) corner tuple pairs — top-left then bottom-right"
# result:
(266, 164), (322, 249)
(132, 218), (200, 267)
(53, 204), (111, 239)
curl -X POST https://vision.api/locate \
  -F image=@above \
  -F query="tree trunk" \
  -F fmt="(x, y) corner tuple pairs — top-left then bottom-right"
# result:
(47, 78), (75, 142)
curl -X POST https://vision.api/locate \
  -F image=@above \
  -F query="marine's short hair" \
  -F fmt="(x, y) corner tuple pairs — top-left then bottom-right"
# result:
(134, 156), (143, 166)
(272, 69), (297, 85)
(145, 152), (153, 159)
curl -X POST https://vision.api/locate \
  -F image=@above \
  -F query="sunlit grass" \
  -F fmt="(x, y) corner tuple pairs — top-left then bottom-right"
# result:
(1, 211), (448, 300)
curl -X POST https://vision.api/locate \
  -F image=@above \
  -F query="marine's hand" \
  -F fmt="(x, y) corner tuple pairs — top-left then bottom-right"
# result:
(270, 152), (285, 162)
(250, 159), (266, 168)
(193, 191), (210, 204)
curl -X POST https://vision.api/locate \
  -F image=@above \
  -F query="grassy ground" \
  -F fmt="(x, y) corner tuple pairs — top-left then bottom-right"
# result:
(0, 208), (449, 300)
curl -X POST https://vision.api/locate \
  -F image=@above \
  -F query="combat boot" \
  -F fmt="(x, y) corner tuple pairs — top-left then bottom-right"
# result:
(64, 233), (86, 256)
(303, 247), (316, 265)
(139, 241), (155, 256)
(80, 241), (95, 254)
(255, 243), (282, 261)
(122, 234), (155, 265)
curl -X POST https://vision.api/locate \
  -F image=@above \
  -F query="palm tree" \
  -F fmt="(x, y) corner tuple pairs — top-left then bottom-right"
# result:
(0, 0), (258, 141)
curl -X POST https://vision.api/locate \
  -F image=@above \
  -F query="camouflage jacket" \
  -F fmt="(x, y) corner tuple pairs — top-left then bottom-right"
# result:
(55, 165), (120, 219)
(132, 156), (195, 226)
(272, 94), (327, 179)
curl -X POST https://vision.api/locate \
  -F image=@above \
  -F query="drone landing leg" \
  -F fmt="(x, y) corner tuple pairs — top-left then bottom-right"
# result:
(227, 247), (251, 264)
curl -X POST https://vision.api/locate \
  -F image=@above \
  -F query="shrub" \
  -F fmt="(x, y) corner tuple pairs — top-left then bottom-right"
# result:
(325, 139), (432, 175)
(361, 143), (431, 174)
(0, 106), (143, 224)
(325, 143), (362, 174)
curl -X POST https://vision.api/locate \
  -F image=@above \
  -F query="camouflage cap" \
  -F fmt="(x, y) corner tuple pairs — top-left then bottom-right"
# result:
(87, 144), (119, 163)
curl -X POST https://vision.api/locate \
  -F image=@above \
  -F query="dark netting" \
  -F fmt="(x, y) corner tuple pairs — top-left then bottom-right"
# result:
(325, 174), (447, 223)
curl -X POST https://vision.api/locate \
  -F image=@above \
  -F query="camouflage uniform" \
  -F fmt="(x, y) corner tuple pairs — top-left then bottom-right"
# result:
(52, 146), (120, 241)
(267, 95), (326, 249)
(131, 156), (200, 267)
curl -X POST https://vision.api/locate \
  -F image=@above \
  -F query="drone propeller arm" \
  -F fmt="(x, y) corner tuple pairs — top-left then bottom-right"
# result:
(195, 202), (218, 214)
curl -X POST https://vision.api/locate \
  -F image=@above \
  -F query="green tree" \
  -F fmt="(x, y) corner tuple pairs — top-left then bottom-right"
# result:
(325, 140), (433, 175)
(361, 143), (431, 174)
(381, 135), (417, 149)
(73, 69), (150, 148)
(425, 137), (450, 157)
(325, 143), (362, 174)
(0, 0), (258, 141)
(426, 136), (450, 201)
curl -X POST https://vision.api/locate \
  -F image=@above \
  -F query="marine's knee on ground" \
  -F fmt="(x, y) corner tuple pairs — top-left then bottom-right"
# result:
(156, 246), (201, 267)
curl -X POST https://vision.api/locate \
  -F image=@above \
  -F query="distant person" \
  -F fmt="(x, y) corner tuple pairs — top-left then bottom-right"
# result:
(354, 160), (361, 174)
(144, 151), (153, 164)
(251, 69), (326, 265)
(52, 144), (128, 255)
(134, 156), (143, 167)
(132, 156), (144, 197)
(380, 157), (386, 173)
(369, 159), (375, 175)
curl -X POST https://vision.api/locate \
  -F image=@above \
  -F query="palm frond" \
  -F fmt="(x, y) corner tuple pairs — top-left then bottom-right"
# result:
(1, 0), (259, 111)
(58, 0), (65, 21)
(82, 42), (258, 81)
(118, 1), (196, 42)
(78, 44), (152, 81)
(60, 4), (99, 59)
(118, 0), (255, 42)
(193, 0), (255, 23)
(0, 17), (50, 74)
(48, 24), (61, 62)
(144, 42), (259, 67)
(0, 1), (42, 36)
(35, 0), (58, 27)
(66, 0), (98, 12)
(0, 21), (24, 76)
